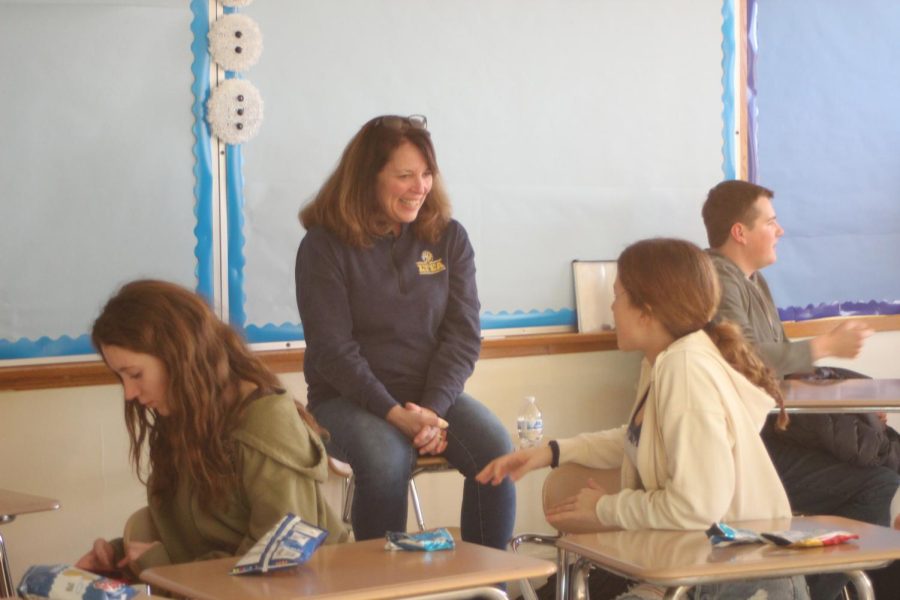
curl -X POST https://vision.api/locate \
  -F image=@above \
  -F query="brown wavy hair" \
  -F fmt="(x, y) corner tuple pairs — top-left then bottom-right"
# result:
(92, 279), (324, 506)
(618, 238), (788, 429)
(299, 115), (452, 247)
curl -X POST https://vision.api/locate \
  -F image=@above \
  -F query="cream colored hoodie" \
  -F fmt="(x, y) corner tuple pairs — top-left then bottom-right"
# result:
(558, 329), (791, 530)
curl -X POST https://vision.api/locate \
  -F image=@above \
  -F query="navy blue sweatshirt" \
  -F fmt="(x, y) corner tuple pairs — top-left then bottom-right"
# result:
(295, 220), (481, 418)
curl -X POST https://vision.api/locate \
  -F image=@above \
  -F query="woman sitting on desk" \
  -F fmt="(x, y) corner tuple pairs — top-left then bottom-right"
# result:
(478, 238), (809, 600)
(76, 280), (346, 576)
(295, 114), (515, 549)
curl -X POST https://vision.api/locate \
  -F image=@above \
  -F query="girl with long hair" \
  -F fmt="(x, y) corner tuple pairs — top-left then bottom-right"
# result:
(478, 238), (807, 599)
(76, 280), (345, 575)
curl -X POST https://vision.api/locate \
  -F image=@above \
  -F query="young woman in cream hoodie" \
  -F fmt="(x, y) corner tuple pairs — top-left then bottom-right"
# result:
(478, 238), (807, 600)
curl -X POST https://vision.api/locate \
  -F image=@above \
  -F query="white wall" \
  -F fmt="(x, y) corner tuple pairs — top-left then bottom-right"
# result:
(2, 331), (899, 587)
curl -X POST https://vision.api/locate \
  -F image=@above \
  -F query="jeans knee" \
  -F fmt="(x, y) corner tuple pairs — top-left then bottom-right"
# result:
(353, 445), (415, 488)
(859, 468), (900, 503)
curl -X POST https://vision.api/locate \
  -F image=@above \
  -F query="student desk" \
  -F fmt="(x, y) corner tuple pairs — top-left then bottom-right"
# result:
(140, 538), (556, 600)
(557, 515), (900, 600)
(780, 378), (900, 413)
(0, 489), (60, 598)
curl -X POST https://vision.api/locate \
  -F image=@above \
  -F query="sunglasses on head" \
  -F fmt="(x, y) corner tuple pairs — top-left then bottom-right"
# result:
(374, 114), (428, 132)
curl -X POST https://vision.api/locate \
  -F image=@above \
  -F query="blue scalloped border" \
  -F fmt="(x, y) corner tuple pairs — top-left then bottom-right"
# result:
(778, 301), (900, 322)
(226, 142), (248, 329)
(242, 309), (578, 344)
(721, 0), (737, 180)
(191, 0), (215, 302)
(746, 0), (759, 183)
(0, 0), (213, 360)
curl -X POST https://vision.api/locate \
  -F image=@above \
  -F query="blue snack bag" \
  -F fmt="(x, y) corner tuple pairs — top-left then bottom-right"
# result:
(18, 564), (139, 600)
(385, 527), (455, 551)
(231, 513), (329, 575)
(705, 523), (765, 547)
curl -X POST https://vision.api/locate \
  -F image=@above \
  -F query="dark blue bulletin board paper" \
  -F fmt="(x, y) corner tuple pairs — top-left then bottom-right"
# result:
(754, 0), (900, 318)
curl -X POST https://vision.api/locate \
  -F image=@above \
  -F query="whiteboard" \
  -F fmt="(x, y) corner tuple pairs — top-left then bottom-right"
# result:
(0, 0), (201, 359)
(0, 0), (737, 360)
(235, 0), (731, 342)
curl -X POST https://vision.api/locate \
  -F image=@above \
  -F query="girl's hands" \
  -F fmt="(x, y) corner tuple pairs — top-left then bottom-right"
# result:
(544, 478), (607, 530)
(75, 538), (162, 576)
(476, 445), (553, 485)
(117, 540), (161, 570)
(75, 538), (117, 573)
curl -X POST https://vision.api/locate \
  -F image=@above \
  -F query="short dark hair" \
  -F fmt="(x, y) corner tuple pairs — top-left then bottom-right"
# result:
(702, 180), (774, 248)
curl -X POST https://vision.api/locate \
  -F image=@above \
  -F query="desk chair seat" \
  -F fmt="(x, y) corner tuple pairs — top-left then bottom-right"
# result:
(329, 455), (457, 533)
(510, 464), (621, 600)
(124, 507), (160, 546)
(122, 507), (161, 597)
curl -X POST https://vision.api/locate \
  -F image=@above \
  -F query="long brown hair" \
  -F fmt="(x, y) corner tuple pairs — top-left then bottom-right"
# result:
(618, 238), (788, 429)
(299, 115), (452, 247)
(92, 279), (324, 506)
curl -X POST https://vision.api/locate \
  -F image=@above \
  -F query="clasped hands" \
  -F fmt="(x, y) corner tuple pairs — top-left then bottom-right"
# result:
(386, 402), (449, 455)
(476, 445), (608, 530)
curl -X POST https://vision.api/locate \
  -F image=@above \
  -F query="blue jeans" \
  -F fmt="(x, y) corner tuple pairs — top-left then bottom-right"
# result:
(764, 435), (900, 600)
(311, 392), (516, 550)
(613, 575), (808, 599)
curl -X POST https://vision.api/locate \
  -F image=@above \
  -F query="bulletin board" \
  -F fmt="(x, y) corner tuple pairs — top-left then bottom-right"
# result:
(0, 0), (738, 361)
(233, 0), (734, 343)
(751, 0), (900, 319)
(0, 0), (212, 361)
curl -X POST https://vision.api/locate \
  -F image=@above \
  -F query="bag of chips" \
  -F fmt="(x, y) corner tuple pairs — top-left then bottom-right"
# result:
(705, 523), (766, 547)
(761, 529), (859, 548)
(230, 513), (329, 575)
(385, 527), (455, 551)
(17, 564), (139, 600)
(707, 522), (859, 549)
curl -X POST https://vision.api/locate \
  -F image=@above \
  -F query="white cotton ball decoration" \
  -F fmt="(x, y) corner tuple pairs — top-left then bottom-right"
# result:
(219, 0), (254, 7)
(206, 79), (264, 144)
(209, 14), (262, 72)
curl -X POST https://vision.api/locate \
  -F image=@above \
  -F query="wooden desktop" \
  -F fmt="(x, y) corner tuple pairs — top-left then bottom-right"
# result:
(141, 538), (555, 600)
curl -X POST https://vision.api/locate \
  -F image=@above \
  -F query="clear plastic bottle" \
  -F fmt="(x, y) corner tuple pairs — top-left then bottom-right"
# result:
(516, 396), (544, 448)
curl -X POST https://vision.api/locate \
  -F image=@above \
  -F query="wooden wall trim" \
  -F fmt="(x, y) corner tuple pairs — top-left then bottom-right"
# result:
(2, 315), (898, 392)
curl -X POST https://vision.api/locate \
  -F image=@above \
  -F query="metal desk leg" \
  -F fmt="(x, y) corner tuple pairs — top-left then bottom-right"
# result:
(846, 569), (874, 600)
(570, 557), (592, 600)
(408, 587), (509, 600)
(556, 547), (569, 600)
(0, 530), (14, 598)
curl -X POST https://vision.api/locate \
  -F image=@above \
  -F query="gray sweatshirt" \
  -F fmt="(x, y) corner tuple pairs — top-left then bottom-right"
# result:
(707, 249), (814, 377)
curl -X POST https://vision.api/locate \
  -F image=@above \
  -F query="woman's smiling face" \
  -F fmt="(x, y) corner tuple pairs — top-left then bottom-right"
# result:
(376, 140), (433, 235)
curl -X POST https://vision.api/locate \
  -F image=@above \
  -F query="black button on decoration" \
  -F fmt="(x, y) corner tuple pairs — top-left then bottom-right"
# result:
(235, 31), (243, 38)
(237, 108), (244, 116)
(236, 123), (244, 130)
(237, 95), (244, 102)
(235, 46), (243, 54)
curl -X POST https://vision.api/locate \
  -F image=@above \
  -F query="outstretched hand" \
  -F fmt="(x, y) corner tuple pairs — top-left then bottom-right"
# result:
(814, 320), (873, 360)
(544, 478), (607, 531)
(476, 445), (552, 485)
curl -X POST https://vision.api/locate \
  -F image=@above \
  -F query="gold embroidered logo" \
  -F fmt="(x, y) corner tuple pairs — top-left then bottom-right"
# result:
(416, 250), (446, 275)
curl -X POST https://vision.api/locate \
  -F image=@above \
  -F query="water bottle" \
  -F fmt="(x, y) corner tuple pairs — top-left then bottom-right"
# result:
(516, 396), (544, 448)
